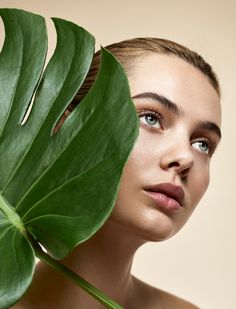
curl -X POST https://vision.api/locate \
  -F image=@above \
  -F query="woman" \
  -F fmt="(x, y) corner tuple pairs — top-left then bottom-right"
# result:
(15, 38), (221, 308)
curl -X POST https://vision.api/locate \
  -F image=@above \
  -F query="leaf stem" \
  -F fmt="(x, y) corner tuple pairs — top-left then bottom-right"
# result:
(29, 236), (123, 309)
(0, 195), (25, 234)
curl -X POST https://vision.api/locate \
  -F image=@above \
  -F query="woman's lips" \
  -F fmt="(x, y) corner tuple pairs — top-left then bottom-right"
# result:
(143, 182), (185, 212)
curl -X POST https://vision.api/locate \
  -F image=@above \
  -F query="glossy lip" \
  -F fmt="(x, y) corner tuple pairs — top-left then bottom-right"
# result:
(143, 182), (185, 211)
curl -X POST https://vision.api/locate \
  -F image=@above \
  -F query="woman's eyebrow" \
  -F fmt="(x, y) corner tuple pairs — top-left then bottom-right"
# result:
(132, 91), (221, 139)
(132, 91), (182, 116)
(198, 121), (222, 139)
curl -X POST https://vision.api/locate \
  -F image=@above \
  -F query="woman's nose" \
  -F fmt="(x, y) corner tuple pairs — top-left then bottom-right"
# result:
(159, 139), (194, 177)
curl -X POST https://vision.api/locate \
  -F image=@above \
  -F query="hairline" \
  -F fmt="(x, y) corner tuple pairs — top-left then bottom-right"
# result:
(101, 37), (221, 97)
(122, 51), (221, 98)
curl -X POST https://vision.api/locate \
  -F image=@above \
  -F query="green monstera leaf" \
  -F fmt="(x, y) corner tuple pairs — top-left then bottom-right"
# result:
(0, 8), (139, 309)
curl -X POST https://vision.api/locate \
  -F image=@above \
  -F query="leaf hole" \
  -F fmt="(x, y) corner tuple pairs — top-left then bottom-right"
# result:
(0, 17), (4, 54)
(52, 105), (73, 135)
(21, 18), (58, 126)
(20, 92), (37, 125)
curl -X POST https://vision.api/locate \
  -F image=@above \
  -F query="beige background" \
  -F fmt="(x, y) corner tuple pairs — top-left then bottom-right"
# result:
(0, 1), (235, 308)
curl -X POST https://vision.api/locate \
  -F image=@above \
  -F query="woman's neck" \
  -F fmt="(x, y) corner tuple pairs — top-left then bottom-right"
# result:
(22, 219), (145, 309)
(61, 219), (145, 306)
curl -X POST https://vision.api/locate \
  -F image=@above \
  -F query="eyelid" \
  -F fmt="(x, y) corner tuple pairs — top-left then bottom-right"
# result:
(191, 136), (217, 156)
(137, 107), (163, 120)
(137, 106), (219, 157)
(137, 108), (163, 130)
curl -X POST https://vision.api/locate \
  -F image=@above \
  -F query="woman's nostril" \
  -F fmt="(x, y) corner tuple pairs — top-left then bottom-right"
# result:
(168, 162), (180, 169)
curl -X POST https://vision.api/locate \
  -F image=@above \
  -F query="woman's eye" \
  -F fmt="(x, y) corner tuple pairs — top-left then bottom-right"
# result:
(192, 140), (210, 154)
(138, 111), (162, 129)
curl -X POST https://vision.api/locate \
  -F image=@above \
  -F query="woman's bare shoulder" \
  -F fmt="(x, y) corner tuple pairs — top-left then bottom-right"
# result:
(131, 275), (200, 309)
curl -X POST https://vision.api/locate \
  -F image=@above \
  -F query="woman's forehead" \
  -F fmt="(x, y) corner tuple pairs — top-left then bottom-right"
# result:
(128, 53), (221, 127)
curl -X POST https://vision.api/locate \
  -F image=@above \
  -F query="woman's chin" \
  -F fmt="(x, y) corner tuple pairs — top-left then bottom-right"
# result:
(136, 223), (177, 243)
(111, 210), (180, 243)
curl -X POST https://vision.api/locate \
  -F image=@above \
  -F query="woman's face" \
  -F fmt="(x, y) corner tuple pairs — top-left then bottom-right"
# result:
(109, 53), (221, 242)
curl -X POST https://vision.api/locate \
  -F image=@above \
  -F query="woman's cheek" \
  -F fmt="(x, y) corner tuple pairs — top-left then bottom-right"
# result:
(191, 159), (210, 207)
(126, 131), (153, 170)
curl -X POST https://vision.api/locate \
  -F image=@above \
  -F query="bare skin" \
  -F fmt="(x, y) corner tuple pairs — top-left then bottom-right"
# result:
(13, 222), (199, 309)
(12, 53), (221, 309)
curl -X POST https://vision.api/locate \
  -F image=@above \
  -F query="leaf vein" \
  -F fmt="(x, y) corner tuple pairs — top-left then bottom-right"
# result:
(25, 213), (93, 225)
(0, 225), (14, 242)
(21, 155), (113, 221)
(12, 42), (86, 210)
(0, 22), (24, 137)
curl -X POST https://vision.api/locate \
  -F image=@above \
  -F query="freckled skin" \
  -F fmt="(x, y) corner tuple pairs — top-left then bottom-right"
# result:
(13, 54), (221, 309)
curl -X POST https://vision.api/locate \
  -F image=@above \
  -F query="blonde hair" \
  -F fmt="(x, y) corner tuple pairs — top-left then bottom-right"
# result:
(68, 37), (220, 113)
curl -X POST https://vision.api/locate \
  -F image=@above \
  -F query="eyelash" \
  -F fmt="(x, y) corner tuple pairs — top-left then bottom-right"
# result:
(137, 109), (163, 130)
(137, 108), (217, 156)
(191, 138), (216, 156)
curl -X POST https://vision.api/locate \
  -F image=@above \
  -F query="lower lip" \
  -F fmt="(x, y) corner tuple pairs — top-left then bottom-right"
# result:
(144, 190), (182, 212)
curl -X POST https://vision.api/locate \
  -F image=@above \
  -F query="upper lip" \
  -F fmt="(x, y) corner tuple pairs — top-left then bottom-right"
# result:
(144, 182), (185, 206)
